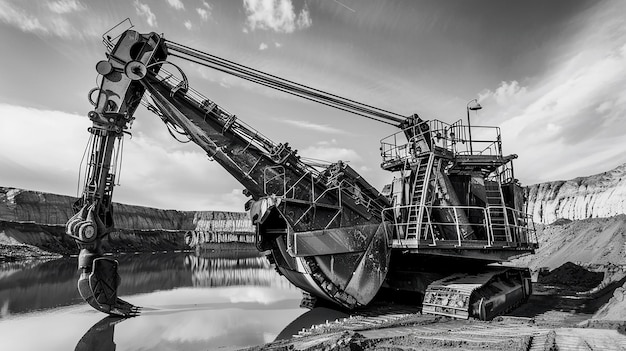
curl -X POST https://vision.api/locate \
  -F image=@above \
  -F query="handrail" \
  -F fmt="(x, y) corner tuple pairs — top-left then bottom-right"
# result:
(380, 119), (505, 167)
(284, 171), (314, 199)
(382, 204), (537, 248)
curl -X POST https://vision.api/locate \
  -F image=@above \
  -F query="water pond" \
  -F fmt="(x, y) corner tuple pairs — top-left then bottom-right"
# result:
(0, 252), (307, 351)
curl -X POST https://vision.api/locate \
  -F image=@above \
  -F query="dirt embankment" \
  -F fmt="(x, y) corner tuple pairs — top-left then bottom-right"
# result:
(0, 220), (193, 260)
(0, 187), (256, 260)
(512, 214), (626, 270)
(525, 162), (626, 224)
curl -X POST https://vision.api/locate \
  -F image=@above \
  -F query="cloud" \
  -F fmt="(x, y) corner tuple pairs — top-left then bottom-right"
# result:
(184, 20), (192, 30)
(0, 1), (110, 39)
(302, 147), (360, 163)
(280, 120), (347, 134)
(166, 0), (185, 10)
(196, 1), (212, 21)
(243, 0), (312, 33)
(134, 0), (157, 27)
(0, 103), (248, 211)
(259, 42), (268, 50)
(476, 27), (626, 184)
(479, 80), (527, 107)
(47, 0), (84, 14)
(0, 104), (91, 197)
(0, 2), (48, 35)
(300, 144), (361, 163)
(274, 42), (282, 48)
(295, 2), (311, 28)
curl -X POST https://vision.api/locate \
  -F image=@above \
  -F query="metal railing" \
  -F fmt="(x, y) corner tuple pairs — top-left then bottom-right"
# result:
(382, 204), (537, 248)
(380, 119), (504, 168)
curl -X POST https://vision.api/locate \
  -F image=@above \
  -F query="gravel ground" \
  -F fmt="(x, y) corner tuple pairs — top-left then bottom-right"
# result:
(244, 268), (626, 351)
(0, 243), (61, 261)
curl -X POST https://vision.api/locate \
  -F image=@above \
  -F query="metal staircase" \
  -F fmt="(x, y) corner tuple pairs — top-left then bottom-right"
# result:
(485, 180), (510, 242)
(406, 153), (437, 240)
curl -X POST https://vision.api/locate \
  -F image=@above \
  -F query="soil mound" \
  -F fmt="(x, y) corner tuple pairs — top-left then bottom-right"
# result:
(593, 283), (626, 320)
(550, 218), (573, 226)
(540, 262), (604, 292)
(511, 215), (626, 270)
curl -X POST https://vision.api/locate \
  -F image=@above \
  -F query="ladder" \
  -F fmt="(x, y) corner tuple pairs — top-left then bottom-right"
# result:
(405, 153), (438, 240)
(485, 180), (511, 242)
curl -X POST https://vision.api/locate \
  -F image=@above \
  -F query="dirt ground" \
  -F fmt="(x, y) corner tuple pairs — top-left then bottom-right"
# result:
(244, 258), (626, 351)
(0, 235), (61, 261)
(241, 217), (626, 350)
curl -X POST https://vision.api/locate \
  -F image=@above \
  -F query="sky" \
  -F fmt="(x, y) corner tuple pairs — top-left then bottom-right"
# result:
(0, 0), (625, 211)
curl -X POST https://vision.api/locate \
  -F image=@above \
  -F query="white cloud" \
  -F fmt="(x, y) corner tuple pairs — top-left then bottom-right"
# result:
(0, 2), (48, 35)
(49, 17), (74, 38)
(281, 119), (347, 134)
(259, 42), (268, 50)
(184, 20), (192, 30)
(196, 7), (208, 21)
(196, 1), (212, 21)
(595, 100), (613, 114)
(300, 145), (361, 163)
(0, 104), (91, 197)
(134, 0), (157, 27)
(274, 42), (282, 48)
(476, 24), (626, 185)
(295, 3), (311, 29)
(0, 103), (248, 211)
(166, 0), (185, 10)
(243, 0), (312, 33)
(0, 1), (109, 39)
(478, 80), (527, 107)
(47, 0), (84, 14)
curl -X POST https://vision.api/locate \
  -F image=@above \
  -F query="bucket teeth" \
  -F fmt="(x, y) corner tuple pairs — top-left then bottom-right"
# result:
(78, 257), (140, 317)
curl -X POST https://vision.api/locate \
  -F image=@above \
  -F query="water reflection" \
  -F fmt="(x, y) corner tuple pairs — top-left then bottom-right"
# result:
(0, 252), (295, 316)
(75, 316), (124, 351)
(0, 252), (305, 351)
(184, 255), (293, 289)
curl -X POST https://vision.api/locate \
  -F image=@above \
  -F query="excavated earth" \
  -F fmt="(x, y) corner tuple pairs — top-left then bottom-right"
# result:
(246, 215), (626, 350)
(0, 187), (255, 261)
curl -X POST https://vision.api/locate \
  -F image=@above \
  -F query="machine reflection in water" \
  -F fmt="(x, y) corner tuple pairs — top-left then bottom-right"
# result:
(0, 252), (305, 351)
(74, 316), (124, 351)
(184, 254), (296, 289)
(0, 252), (296, 316)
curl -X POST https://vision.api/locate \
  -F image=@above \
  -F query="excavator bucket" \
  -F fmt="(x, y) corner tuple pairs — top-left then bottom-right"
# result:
(90, 258), (121, 307)
(78, 257), (140, 317)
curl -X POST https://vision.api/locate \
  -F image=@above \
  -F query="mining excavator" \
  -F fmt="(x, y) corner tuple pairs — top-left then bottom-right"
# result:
(65, 24), (538, 320)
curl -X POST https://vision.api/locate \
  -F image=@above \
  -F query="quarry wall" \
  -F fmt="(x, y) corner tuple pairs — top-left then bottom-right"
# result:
(525, 163), (626, 224)
(0, 187), (254, 254)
